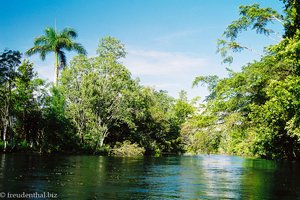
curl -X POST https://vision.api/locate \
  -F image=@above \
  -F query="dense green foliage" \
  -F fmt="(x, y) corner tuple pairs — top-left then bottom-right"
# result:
(0, 37), (193, 155)
(111, 140), (145, 157)
(185, 1), (300, 160)
(2, 0), (300, 159)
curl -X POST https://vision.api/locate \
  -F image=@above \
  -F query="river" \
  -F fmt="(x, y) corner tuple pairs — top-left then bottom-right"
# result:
(0, 154), (299, 199)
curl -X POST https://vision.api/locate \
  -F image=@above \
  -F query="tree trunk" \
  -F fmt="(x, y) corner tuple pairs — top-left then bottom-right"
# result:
(94, 126), (108, 154)
(3, 120), (7, 152)
(2, 111), (12, 152)
(54, 52), (59, 85)
(99, 137), (104, 148)
(2, 84), (11, 152)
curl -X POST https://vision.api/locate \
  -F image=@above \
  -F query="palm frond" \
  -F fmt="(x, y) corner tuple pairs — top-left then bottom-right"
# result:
(58, 50), (67, 69)
(34, 36), (48, 46)
(45, 27), (57, 42)
(25, 45), (51, 59)
(25, 46), (43, 57)
(26, 26), (86, 84)
(61, 27), (78, 38)
(39, 47), (52, 60)
(72, 43), (87, 55)
(56, 37), (73, 50)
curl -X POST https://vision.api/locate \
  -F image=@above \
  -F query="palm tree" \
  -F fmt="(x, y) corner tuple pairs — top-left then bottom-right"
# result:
(26, 27), (87, 85)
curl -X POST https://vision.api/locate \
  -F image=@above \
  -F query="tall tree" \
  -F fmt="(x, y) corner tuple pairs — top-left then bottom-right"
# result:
(188, 1), (300, 159)
(60, 37), (133, 152)
(26, 27), (87, 85)
(14, 60), (44, 148)
(282, 0), (300, 38)
(0, 50), (21, 151)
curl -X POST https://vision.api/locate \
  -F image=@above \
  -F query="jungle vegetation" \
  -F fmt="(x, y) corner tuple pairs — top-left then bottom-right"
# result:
(184, 0), (300, 160)
(0, 35), (192, 156)
(1, 0), (300, 159)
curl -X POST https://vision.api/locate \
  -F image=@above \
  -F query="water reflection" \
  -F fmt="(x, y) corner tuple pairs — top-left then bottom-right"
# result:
(241, 158), (300, 199)
(0, 154), (299, 199)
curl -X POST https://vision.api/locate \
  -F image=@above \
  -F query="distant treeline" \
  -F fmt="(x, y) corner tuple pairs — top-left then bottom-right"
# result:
(0, 37), (194, 156)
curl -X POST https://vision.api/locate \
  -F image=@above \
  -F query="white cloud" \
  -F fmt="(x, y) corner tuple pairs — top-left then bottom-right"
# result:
(36, 64), (53, 81)
(123, 49), (206, 77)
(27, 55), (54, 82)
(122, 48), (208, 98)
(29, 48), (209, 99)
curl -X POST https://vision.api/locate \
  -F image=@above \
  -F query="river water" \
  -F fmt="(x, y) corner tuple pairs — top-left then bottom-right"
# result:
(0, 154), (299, 199)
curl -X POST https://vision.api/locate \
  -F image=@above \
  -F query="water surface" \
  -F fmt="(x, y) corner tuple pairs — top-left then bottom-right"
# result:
(0, 154), (299, 199)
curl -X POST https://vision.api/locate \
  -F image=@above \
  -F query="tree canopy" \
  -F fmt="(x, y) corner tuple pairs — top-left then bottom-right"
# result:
(26, 27), (86, 85)
(187, 0), (300, 160)
(1, 37), (193, 156)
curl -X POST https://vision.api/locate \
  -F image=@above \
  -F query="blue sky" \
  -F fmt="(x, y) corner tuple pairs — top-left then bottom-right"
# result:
(0, 0), (284, 99)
